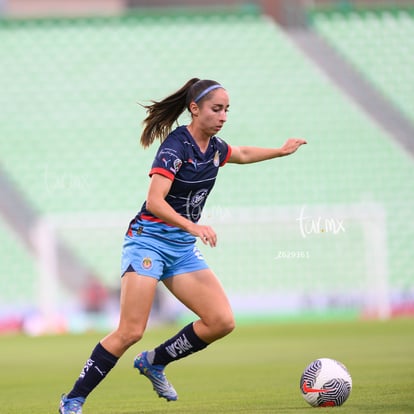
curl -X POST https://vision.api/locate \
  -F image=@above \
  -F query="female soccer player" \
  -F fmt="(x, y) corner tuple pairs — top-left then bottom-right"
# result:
(59, 78), (307, 413)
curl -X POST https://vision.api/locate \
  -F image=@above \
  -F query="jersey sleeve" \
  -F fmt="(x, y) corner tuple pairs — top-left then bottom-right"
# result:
(149, 139), (184, 181)
(216, 137), (232, 167)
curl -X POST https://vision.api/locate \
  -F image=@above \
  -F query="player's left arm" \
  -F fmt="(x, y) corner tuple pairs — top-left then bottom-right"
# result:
(228, 138), (307, 164)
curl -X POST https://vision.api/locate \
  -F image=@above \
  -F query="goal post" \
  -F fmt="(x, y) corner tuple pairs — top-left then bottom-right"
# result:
(29, 217), (61, 334)
(200, 202), (390, 320)
(29, 202), (390, 332)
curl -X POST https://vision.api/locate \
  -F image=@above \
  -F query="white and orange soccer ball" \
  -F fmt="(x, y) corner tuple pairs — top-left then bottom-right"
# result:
(300, 358), (352, 407)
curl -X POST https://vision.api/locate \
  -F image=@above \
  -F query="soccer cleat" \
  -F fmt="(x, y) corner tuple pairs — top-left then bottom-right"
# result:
(134, 351), (178, 401)
(59, 394), (85, 414)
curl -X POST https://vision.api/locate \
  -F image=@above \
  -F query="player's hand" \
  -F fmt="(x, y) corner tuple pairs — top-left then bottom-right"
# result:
(280, 138), (307, 156)
(189, 224), (217, 247)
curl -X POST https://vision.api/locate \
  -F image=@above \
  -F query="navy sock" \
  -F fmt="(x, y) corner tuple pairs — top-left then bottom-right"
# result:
(67, 342), (118, 400)
(150, 323), (208, 366)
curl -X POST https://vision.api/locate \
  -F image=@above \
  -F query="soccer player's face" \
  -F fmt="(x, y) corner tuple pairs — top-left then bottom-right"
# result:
(198, 89), (229, 135)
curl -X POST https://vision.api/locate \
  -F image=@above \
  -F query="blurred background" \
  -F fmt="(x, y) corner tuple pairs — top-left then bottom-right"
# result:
(0, 0), (413, 335)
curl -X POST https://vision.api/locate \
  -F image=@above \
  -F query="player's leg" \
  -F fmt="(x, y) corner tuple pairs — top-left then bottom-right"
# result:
(101, 271), (157, 356)
(166, 268), (235, 343)
(143, 268), (235, 365)
(60, 272), (157, 413)
(134, 268), (234, 401)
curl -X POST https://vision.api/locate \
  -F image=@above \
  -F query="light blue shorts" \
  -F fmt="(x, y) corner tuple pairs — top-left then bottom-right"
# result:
(121, 218), (209, 281)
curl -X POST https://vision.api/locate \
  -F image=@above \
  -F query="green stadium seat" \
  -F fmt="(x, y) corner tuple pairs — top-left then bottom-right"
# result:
(310, 8), (414, 122)
(0, 9), (413, 320)
(0, 218), (37, 306)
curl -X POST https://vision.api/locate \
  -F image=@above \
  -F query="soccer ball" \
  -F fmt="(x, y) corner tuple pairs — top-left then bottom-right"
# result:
(300, 358), (352, 407)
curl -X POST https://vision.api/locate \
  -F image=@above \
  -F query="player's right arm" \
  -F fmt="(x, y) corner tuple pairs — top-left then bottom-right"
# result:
(146, 174), (217, 247)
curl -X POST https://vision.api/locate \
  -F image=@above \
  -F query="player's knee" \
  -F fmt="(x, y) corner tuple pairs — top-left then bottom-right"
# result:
(224, 315), (236, 335)
(129, 330), (144, 345)
(118, 327), (144, 347)
(215, 314), (236, 338)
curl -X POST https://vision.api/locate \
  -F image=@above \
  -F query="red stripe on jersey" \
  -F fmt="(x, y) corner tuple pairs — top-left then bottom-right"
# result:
(149, 167), (174, 181)
(220, 145), (232, 166)
(139, 214), (173, 226)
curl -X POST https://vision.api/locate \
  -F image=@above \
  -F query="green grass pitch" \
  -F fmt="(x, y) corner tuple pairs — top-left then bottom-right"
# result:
(1, 318), (413, 413)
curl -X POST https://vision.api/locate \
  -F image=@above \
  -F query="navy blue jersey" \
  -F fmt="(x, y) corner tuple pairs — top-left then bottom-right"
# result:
(138, 125), (232, 224)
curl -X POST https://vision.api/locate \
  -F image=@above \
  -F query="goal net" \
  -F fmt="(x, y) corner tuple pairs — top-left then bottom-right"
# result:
(33, 202), (389, 329)
(200, 203), (389, 320)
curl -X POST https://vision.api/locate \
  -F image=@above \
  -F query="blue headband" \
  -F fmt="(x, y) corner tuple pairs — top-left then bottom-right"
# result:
(194, 84), (223, 103)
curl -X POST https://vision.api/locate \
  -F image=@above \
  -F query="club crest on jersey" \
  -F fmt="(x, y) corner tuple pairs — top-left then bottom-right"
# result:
(213, 150), (220, 167)
(173, 158), (182, 172)
(141, 257), (152, 270)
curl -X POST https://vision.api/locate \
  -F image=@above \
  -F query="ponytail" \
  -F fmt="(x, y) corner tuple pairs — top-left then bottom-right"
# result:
(139, 78), (222, 148)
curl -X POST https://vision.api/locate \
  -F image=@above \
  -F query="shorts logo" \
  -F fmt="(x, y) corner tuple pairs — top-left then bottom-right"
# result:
(193, 246), (205, 260)
(142, 257), (153, 270)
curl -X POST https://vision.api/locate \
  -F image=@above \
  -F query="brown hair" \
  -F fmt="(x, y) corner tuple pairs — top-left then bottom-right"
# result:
(140, 78), (222, 148)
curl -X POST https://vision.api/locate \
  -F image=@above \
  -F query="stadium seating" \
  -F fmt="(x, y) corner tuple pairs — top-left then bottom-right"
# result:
(0, 217), (36, 307)
(309, 8), (414, 123)
(0, 8), (413, 322)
